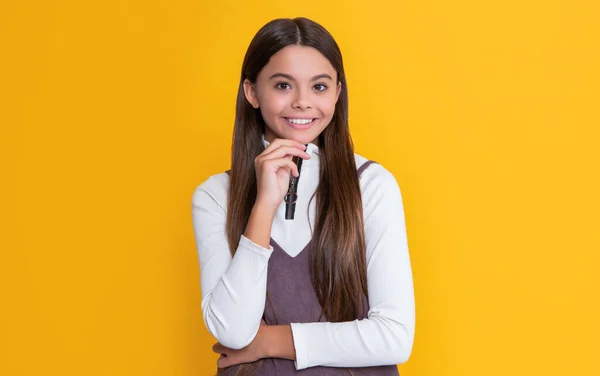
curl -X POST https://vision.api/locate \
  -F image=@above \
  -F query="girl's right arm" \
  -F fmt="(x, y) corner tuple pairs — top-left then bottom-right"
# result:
(192, 139), (309, 350)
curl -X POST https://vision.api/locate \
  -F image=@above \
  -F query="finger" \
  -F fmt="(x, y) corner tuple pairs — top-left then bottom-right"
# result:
(260, 145), (310, 162)
(259, 146), (310, 162)
(212, 343), (226, 354)
(263, 159), (300, 177)
(217, 354), (233, 369)
(262, 138), (306, 155)
(265, 138), (307, 151)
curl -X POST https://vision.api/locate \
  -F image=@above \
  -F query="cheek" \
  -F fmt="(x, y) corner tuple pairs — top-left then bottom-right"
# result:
(259, 92), (288, 117)
(317, 94), (338, 117)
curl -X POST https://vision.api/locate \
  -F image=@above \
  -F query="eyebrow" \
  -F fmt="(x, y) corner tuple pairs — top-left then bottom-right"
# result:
(269, 73), (333, 82)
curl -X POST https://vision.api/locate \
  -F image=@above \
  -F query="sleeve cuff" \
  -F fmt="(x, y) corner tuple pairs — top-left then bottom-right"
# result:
(290, 322), (309, 370)
(238, 234), (274, 257)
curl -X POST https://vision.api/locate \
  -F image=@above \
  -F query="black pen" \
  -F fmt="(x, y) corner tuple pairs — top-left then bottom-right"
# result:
(284, 146), (307, 220)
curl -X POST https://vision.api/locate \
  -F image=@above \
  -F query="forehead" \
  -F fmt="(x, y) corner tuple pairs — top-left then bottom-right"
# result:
(258, 45), (337, 81)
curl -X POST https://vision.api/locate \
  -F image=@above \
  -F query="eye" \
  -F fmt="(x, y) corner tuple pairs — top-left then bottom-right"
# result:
(314, 83), (328, 91)
(275, 82), (291, 90)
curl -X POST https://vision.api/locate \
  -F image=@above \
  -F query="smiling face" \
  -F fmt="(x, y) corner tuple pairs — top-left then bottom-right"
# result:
(243, 45), (342, 146)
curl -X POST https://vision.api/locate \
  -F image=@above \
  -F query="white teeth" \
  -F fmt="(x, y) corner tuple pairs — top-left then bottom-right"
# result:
(287, 118), (314, 125)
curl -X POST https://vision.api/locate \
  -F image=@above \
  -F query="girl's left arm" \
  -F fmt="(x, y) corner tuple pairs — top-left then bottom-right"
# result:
(282, 164), (415, 370)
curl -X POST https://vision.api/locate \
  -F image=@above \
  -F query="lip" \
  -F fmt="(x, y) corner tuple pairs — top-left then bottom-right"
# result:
(283, 117), (318, 130)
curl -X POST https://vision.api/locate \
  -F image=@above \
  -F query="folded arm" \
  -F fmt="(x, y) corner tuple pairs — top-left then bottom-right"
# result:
(287, 165), (416, 370)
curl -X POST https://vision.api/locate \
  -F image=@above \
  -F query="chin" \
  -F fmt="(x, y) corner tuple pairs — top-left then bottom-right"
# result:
(289, 131), (321, 145)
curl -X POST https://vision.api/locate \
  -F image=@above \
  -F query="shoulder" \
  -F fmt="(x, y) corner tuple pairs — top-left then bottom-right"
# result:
(191, 171), (230, 213)
(353, 152), (403, 203)
(353, 153), (405, 226)
(354, 152), (399, 188)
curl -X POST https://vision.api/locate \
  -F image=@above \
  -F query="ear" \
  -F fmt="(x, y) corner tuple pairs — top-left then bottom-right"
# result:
(335, 81), (342, 101)
(243, 79), (260, 109)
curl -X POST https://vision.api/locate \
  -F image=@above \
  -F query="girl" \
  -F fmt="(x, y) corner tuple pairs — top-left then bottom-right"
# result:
(192, 17), (415, 375)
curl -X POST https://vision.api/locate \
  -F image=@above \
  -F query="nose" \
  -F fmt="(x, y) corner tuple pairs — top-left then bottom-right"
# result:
(292, 87), (312, 111)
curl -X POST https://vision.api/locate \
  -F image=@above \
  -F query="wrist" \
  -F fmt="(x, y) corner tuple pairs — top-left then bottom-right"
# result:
(260, 324), (296, 360)
(243, 203), (277, 250)
(260, 325), (276, 358)
(252, 201), (278, 217)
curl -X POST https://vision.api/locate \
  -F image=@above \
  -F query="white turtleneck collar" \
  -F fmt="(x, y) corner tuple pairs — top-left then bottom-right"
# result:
(261, 133), (320, 166)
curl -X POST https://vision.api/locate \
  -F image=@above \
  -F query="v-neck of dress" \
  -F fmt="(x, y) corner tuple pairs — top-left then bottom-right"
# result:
(269, 236), (312, 259)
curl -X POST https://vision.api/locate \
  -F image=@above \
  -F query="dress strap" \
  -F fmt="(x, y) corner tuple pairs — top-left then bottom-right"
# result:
(357, 160), (378, 178)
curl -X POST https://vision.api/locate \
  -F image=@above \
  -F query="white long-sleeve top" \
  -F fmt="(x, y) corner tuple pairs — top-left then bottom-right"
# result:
(191, 135), (415, 370)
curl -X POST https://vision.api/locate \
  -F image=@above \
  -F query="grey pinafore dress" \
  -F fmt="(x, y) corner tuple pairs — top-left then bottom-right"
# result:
(220, 161), (400, 376)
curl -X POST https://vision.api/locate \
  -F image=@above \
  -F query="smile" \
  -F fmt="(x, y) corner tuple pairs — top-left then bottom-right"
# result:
(283, 117), (317, 129)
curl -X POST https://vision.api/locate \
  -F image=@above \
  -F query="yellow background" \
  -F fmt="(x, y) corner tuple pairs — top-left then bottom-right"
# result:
(2, 0), (599, 375)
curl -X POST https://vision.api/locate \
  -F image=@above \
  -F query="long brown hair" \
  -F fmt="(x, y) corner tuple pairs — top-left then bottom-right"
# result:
(222, 17), (367, 375)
